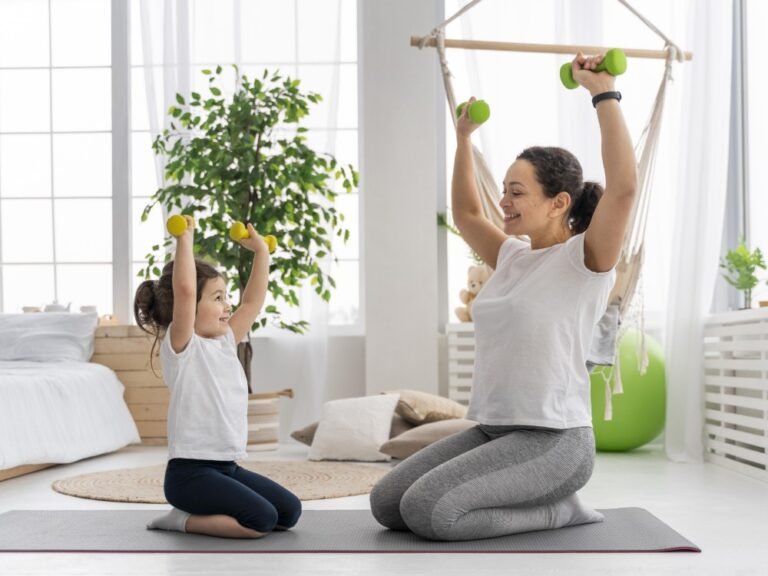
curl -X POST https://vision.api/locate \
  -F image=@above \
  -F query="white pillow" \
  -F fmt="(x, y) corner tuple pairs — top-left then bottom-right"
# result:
(308, 394), (400, 462)
(0, 312), (98, 363)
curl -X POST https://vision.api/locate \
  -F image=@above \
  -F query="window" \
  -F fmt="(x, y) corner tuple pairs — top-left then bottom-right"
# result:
(745, 0), (768, 305)
(0, 0), (360, 329)
(0, 0), (112, 314)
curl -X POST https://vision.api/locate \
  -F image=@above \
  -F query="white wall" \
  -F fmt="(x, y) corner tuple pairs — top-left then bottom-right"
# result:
(360, 0), (444, 395)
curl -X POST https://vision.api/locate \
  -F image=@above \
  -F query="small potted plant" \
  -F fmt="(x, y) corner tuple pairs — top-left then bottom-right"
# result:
(719, 239), (766, 309)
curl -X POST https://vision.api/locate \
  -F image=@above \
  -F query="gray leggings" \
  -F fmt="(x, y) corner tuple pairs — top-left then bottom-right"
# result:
(370, 424), (596, 541)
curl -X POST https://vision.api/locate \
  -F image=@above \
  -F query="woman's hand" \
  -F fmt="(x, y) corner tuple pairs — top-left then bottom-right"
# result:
(236, 223), (270, 255)
(571, 52), (615, 96)
(456, 96), (482, 138)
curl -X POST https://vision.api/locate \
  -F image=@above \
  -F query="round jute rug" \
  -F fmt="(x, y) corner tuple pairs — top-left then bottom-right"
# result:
(52, 461), (390, 503)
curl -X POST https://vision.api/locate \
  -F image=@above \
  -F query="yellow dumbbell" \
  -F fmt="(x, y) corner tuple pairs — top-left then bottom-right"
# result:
(166, 214), (194, 237)
(229, 221), (277, 253)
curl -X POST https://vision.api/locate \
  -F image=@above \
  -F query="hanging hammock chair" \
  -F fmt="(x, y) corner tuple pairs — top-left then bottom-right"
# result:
(413, 0), (691, 419)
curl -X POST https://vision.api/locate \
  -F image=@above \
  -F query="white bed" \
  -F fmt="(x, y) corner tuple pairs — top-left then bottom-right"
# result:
(0, 313), (140, 476)
(0, 361), (140, 471)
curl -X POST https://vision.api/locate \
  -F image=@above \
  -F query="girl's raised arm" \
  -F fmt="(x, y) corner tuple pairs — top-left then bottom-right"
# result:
(169, 216), (197, 353)
(229, 223), (271, 345)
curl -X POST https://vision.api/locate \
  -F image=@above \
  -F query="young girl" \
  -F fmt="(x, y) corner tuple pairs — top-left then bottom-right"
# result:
(370, 52), (636, 541)
(134, 216), (301, 539)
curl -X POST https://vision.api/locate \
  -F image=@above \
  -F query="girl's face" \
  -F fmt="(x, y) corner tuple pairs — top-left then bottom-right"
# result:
(194, 276), (232, 338)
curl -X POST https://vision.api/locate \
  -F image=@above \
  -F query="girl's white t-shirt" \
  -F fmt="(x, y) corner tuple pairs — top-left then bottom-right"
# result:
(466, 233), (615, 429)
(160, 325), (248, 461)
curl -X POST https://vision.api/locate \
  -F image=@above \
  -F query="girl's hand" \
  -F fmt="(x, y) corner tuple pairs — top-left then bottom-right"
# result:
(456, 96), (481, 138)
(178, 215), (195, 240)
(237, 223), (270, 254)
(571, 52), (615, 96)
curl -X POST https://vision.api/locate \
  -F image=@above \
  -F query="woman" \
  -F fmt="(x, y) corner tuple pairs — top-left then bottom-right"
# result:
(370, 52), (636, 541)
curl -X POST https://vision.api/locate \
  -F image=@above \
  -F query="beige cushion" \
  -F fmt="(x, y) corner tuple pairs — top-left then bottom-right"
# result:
(379, 419), (478, 459)
(290, 413), (413, 447)
(308, 394), (400, 462)
(386, 389), (468, 425)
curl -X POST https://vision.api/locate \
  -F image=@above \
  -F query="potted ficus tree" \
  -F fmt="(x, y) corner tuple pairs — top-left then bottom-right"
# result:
(139, 65), (357, 394)
(719, 239), (766, 309)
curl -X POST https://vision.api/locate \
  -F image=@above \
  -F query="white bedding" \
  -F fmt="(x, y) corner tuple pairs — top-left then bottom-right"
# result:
(0, 361), (140, 470)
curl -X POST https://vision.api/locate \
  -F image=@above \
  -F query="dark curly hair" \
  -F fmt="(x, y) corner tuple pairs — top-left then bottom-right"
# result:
(133, 258), (222, 370)
(516, 146), (604, 235)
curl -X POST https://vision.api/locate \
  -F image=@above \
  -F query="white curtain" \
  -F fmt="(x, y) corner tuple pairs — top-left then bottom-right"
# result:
(139, 0), (191, 196)
(137, 0), (345, 440)
(445, 0), (732, 461)
(663, 0), (732, 462)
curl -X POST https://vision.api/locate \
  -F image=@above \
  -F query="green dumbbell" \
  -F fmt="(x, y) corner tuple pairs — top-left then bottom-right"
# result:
(456, 99), (491, 124)
(560, 48), (627, 89)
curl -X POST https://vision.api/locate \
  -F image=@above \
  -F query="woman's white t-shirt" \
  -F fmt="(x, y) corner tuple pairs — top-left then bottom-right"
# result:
(466, 233), (615, 429)
(160, 325), (248, 461)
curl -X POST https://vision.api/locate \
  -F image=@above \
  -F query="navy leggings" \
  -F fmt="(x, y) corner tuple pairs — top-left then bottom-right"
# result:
(164, 459), (302, 533)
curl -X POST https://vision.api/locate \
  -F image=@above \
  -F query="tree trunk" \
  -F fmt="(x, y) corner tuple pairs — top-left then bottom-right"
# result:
(237, 340), (253, 394)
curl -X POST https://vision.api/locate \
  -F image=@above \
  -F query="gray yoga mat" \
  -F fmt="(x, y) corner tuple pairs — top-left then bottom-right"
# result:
(0, 508), (699, 553)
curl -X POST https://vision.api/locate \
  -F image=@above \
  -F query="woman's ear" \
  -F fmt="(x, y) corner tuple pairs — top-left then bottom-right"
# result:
(550, 191), (571, 217)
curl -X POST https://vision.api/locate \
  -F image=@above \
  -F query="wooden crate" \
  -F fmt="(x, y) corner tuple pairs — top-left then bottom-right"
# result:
(447, 323), (476, 406)
(247, 390), (293, 452)
(93, 325), (169, 445)
(703, 309), (768, 482)
(246, 396), (279, 451)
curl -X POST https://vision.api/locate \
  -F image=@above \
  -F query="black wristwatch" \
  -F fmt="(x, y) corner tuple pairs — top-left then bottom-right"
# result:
(592, 91), (622, 108)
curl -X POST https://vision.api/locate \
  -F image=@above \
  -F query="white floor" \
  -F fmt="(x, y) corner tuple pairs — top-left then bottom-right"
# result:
(1, 444), (767, 576)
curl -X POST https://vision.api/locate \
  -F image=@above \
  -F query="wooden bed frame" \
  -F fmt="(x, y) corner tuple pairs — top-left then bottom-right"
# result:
(0, 463), (55, 482)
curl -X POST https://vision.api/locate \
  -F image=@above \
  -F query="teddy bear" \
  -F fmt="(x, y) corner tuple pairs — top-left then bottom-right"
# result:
(455, 264), (492, 322)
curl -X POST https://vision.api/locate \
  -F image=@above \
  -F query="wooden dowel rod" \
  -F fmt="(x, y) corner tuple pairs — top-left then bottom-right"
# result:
(410, 36), (693, 61)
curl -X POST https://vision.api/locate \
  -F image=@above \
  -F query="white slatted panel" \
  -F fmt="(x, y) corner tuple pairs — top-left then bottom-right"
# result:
(703, 309), (768, 481)
(447, 323), (476, 406)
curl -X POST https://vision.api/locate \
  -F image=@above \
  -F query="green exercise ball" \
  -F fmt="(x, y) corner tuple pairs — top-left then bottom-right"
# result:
(590, 330), (666, 451)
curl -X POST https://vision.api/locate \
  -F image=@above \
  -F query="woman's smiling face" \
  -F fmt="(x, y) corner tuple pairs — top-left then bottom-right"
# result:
(500, 159), (552, 236)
